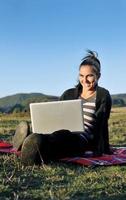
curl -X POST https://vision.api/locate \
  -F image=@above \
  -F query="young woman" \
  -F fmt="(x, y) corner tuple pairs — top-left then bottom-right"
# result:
(13, 50), (112, 165)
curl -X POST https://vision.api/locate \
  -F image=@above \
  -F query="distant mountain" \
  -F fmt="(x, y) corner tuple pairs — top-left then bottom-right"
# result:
(111, 93), (126, 107)
(0, 92), (126, 113)
(0, 93), (59, 113)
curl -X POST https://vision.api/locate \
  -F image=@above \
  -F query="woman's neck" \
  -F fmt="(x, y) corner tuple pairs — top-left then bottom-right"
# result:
(80, 89), (96, 99)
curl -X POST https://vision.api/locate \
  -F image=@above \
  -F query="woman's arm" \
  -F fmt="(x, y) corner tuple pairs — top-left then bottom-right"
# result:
(93, 89), (112, 155)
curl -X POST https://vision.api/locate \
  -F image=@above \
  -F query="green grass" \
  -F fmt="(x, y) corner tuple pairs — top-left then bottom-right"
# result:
(0, 109), (126, 200)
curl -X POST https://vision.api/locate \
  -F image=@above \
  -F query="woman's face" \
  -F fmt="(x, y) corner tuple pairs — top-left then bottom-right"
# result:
(79, 65), (98, 91)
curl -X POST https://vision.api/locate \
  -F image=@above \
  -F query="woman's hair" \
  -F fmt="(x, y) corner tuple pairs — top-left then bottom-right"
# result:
(79, 50), (101, 77)
(76, 50), (101, 90)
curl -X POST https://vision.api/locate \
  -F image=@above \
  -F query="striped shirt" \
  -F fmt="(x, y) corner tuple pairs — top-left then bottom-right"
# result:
(80, 93), (96, 140)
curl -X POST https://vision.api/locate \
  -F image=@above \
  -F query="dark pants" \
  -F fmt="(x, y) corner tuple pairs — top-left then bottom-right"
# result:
(36, 129), (92, 162)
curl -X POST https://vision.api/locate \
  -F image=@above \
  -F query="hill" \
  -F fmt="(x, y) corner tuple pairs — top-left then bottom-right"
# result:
(0, 93), (59, 113)
(111, 93), (126, 107)
(0, 92), (126, 113)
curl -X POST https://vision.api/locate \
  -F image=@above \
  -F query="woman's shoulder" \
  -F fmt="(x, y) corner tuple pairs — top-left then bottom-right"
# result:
(63, 87), (76, 94)
(97, 86), (110, 95)
(60, 87), (78, 100)
(97, 86), (112, 104)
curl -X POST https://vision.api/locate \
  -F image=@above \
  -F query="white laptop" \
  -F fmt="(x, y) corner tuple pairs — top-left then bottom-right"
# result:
(30, 99), (84, 134)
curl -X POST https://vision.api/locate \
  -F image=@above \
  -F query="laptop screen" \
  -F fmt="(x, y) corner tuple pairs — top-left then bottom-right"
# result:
(30, 99), (84, 134)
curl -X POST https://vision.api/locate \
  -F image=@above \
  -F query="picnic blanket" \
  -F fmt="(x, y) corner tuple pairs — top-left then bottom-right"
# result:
(0, 140), (20, 155)
(61, 148), (126, 166)
(1, 140), (126, 166)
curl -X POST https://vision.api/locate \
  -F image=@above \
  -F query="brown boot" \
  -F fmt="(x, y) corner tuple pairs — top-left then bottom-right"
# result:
(21, 133), (44, 166)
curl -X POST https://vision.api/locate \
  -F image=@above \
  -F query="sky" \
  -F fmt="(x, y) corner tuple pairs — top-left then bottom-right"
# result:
(0, 0), (126, 98)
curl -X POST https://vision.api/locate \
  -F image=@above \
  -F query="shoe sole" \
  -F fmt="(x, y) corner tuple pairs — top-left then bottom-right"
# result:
(12, 121), (30, 150)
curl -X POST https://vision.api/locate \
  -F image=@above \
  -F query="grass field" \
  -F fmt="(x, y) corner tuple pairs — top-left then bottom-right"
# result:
(0, 108), (126, 200)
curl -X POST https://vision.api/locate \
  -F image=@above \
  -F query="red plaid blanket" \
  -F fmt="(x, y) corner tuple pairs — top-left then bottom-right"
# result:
(61, 148), (126, 166)
(0, 141), (20, 155)
(0, 140), (126, 166)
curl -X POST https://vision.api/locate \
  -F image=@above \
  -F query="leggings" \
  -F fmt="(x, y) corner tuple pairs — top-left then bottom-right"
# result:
(32, 129), (93, 162)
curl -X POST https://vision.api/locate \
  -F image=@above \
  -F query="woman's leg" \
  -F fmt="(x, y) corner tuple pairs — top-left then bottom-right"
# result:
(21, 130), (90, 165)
(45, 130), (89, 160)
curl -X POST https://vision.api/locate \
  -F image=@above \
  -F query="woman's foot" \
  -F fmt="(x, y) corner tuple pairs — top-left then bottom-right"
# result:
(21, 133), (44, 166)
(12, 121), (30, 150)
